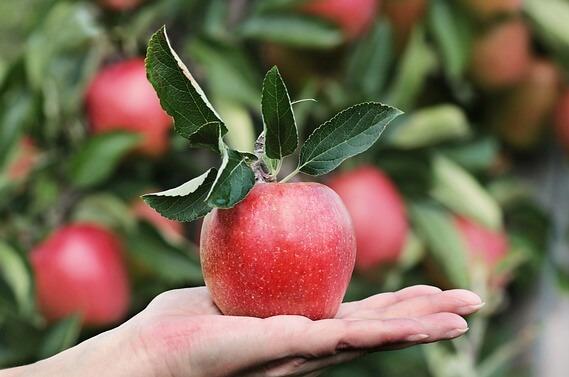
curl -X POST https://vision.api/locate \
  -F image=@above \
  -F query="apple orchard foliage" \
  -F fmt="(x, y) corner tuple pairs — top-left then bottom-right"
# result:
(0, 0), (565, 375)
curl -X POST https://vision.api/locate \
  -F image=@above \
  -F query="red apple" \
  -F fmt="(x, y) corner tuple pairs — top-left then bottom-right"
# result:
(98, 0), (141, 11)
(454, 216), (509, 286)
(554, 89), (569, 153)
(463, 0), (522, 19)
(493, 59), (560, 149)
(85, 59), (172, 157)
(383, 0), (427, 50)
(327, 166), (408, 271)
(132, 198), (184, 244)
(470, 19), (531, 90)
(5, 136), (39, 182)
(301, 0), (379, 39)
(200, 182), (356, 320)
(30, 223), (130, 326)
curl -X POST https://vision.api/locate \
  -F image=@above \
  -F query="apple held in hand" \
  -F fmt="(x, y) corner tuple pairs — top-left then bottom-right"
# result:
(142, 27), (403, 319)
(200, 183), (356, 320)
(327, 166), (408, 271)
(301, 0), (379, 39)
(31, 223), (130, 326)
(85, 58), (172, 157)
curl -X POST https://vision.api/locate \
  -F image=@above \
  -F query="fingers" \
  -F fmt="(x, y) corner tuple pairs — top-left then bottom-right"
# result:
(337, 285), (442, 318)
(348, 289), (483, 321)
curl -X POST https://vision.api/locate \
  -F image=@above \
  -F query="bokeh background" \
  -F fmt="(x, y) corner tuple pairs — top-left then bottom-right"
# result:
(1, 0), (569, 376)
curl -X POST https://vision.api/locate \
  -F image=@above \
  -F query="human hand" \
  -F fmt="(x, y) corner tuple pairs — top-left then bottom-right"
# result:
(5, 285), (482, 377)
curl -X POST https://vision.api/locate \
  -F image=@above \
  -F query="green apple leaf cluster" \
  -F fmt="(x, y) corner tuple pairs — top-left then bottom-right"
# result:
(143, 26), (402, 222)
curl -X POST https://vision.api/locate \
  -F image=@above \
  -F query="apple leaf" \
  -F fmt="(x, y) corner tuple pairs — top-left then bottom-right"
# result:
(68, 132), (140, 188)
(207, 143), (256, 208)
(261, 66), (298, 159)
(142, 168), (218, 222)
(145, 26), (226, 151)
(240, 14), (343, 49)
(298, 102), (403, 176)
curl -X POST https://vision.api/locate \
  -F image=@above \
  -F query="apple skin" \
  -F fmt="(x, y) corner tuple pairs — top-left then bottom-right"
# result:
(200, 182), (356, 320)
(470, 19), (531, 90)
(85, 59), (172, 157)
(30, 223), (130, 326)
(463, 0), (522, 19)
(383, 0), (427, 50)
(454, 216), (508, 269)
(301, 0), (379, 39)
(98, 0), (141, 11)
(493, 59), (560, 149)
(554, 89), (569, 153)
(6, 136), (39, 182)
(327, 166), (408, 271)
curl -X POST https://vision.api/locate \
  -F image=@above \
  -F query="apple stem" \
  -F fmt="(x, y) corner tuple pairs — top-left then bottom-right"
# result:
(280, 169), (300, 183)
(252, 132), (276, 183)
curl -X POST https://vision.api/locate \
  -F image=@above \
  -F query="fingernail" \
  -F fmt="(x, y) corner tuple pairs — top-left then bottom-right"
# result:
(445, 327), (469, 338)
(458, 302), (485, 314)
(406, 334), (430, 342)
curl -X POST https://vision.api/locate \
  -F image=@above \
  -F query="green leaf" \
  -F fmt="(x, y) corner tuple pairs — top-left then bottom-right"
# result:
(298, 102), (403, 176)
(0, 242), (34, 316)
(387, 26), (437, 110)
(525, 0), (569, 71)
(146, 26), (226, 150)
(71, 194), (136, 231)
(410, 203), (470, 288)
(428, 0), (473, 81)
(39, 315), (81, 359)
(213, 98), (256, 153)
(188, 38), (261, 109)
(262, 66), (298, 159)
(346, 20), (393, 98)
(440, 137), (499, 172)
(143, 168), (218, 222)
(240, 14), (343, 49)
(68, 132), (140, 188)
(126, 223), (203, 284)
(386, 105), (471, 149)
(207, 144), (256, 208)
(431, 154), (502, 229)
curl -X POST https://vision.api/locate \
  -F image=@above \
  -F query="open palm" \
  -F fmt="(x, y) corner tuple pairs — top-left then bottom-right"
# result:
(128, 285), (483, 377)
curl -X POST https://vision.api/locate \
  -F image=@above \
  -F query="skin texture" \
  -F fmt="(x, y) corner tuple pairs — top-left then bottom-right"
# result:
(383, 0), (427, 51)
(1, 285), (483, 377)
(5, 137), (39, 182)
(132, 198), (184, 244)
(327, 166), (409, 270)
(493, 59), (560, 149)
(98, 0), (140, 11)
(201, 182), (356, 320)
(464, 0), (522, 19)
(470, 19), (531, 90)
(554, 89), (569, 153)
(85, 59), (172, 156)
(30, 223), (130, 326)
(301, 0), (379, 39)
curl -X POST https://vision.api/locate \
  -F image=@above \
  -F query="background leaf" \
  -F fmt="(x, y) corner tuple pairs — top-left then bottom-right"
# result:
(298, 102), (402, 176)
(240, 14), (343, 49)
(68, 132), (140, 188)
(38, 315), (81, 359)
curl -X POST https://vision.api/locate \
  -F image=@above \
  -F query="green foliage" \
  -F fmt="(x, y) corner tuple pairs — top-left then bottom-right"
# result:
(261, 66), (298, 159)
